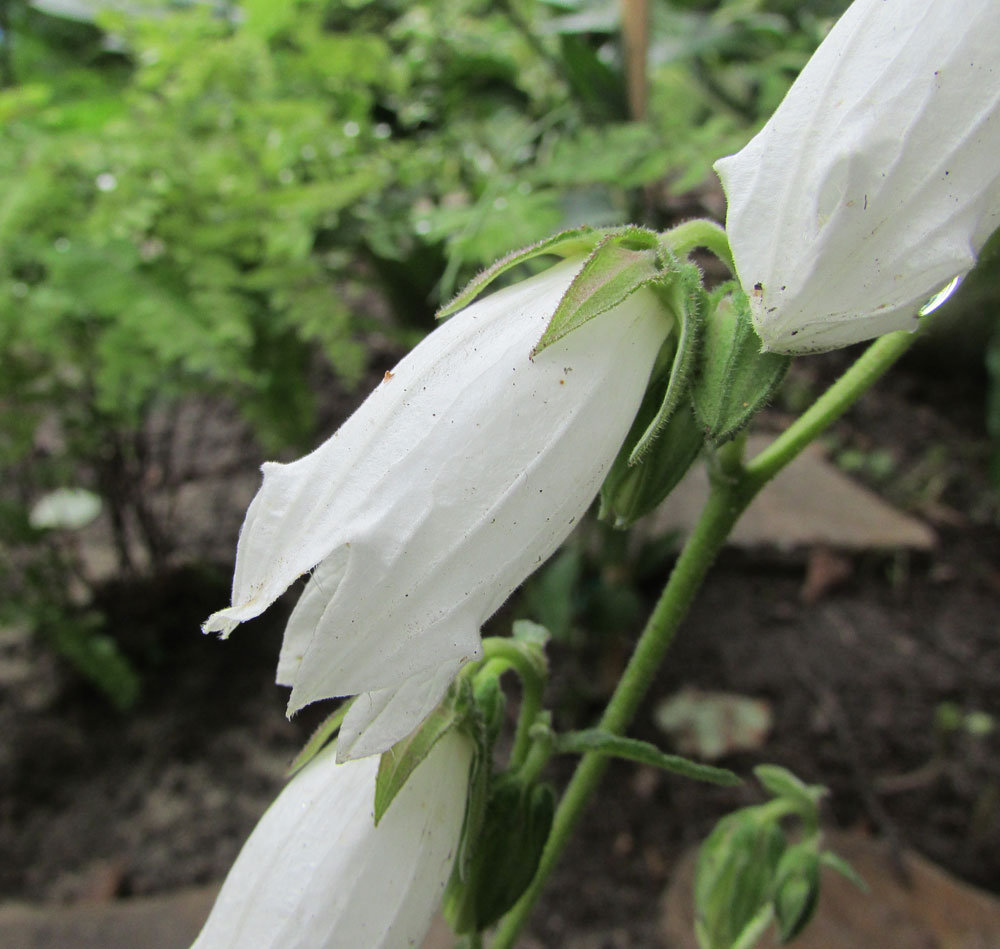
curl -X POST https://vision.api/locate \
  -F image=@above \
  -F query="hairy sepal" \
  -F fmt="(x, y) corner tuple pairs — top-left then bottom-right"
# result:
(436, 225), (608, 319)
(532, 226), (668, 355)
(626, 261), (704, 464)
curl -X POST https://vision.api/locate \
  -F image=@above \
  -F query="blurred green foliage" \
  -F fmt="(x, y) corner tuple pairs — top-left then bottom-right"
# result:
(0, 0), (844, 704)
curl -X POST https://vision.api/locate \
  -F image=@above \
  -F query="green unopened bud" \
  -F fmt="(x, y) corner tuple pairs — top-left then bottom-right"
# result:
(444, 776), (555, 933)
(692, 288), (790, 444)
(694, 808), (786, 949)
(773, 844), (821, 942)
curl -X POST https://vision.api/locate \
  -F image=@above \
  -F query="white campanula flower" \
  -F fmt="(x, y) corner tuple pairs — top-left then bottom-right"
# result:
(191, 730), (473, 949)
(204, 257), (670, 759)
(715, 0), (1000, 353)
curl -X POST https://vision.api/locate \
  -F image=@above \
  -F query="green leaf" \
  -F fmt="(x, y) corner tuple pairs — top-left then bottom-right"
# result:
(533, 228), (664, 355)
(555, 729), (742, 787)
(556, 33), (628, 121)
(45, 614), (141, 712)
(692, 288), (791, 444)
(436, 226), (606, 319)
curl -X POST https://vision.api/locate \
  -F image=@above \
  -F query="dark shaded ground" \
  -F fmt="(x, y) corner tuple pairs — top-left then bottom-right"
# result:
(1, 343), (998, 946)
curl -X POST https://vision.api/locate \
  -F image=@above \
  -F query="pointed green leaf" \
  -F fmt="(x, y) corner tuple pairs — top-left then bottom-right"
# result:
(693, 287), (791, 444)
(555, 729), (741, 786)
(532, 228), (665, 355)
(436, 225), (606, 319)
(286, 699), (352, 778)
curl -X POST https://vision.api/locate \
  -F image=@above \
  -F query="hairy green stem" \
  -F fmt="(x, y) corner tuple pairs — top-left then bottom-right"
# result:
(743, 330), (917, 488)
(489, 328), (918, 947)
(661, 219), (736, 275)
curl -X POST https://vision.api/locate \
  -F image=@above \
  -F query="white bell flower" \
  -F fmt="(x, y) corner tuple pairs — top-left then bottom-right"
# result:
(204, 257), (670, 759)
(715, 0), (1000, 353)
(191, 730), (473, 949)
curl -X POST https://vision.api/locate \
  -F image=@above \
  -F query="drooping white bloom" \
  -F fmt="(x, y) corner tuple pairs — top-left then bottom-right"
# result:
(204, 258), (670, 758)
(191, 730), (473, 949)
(715, 0), (1000, 353)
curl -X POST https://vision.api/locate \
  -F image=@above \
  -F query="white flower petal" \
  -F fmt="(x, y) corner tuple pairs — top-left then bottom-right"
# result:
(275, 549), (349, 688)
(207, 257), (670, 753)
(715, 0), (1000, 353)
(336, 660), (465, 762)
(191, 730), (472, 949)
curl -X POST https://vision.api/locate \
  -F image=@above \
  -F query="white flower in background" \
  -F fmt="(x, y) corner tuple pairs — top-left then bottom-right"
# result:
(204, 257), (670, 759)
(715, 0), (1000, 353)
(191, 730), (473, 949)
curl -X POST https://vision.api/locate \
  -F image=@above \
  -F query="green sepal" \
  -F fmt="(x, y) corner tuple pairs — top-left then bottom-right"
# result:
(597, 262), (705, 529)
(553, 729), (741, 787)
(448, 670), (510, 887)
(600, 393), (703, 529)
(729, 904), (777, 949)
(532, 226), (665, 355)
(285, 699), (352, 779)
(819, 850), (868, 892)
(374, 680), (470, 824)
(695, 809), (787, 949)
(627, 261), (705, 464)
(436, 225), (607, 319)
(450, 731), (492, 888)
(773, 844), (821, 943)
(512, 618), (551, 650)
(754, 764), (826, 817)
(692, 286), (791, 444)
(444, 775), (556, 933)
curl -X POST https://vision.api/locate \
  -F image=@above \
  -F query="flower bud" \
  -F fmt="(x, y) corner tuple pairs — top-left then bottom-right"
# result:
(694, 809), (785, 948)
(715, 0), (1000, 353)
